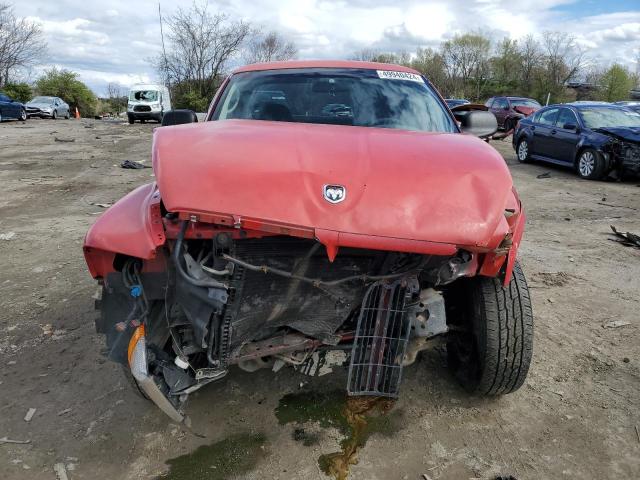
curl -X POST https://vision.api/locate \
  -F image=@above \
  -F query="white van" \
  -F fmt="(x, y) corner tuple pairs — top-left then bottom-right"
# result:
(127, 83), (171, 124)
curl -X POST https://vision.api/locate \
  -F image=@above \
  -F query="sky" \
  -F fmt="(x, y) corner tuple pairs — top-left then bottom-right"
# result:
(8, 0), (640, 96)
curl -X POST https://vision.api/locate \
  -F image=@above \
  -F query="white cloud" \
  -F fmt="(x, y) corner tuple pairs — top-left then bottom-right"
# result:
(8, 0), (640, 94)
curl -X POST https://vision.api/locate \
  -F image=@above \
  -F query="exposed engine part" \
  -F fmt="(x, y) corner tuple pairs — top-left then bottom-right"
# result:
(421, 251), (476, 285)
(408, 288), (448, 338)
(347, 277), (418, 397)
(403, 288), (448, 366)
(221, 252), (424, 288)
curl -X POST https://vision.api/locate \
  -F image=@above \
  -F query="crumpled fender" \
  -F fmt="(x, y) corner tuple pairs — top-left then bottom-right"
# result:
(478, 187), (526, 285)
(84, 183), (165, 278)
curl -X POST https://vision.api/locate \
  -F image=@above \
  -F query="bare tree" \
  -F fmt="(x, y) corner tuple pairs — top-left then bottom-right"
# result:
(351, 48), (378, 62)
(541, 31), (585, 86)
(106, 82), (126, 115)
(518, 35), (543, 92)
(0, 2), (46, 87)
(245, 31), (297, 64)
(441, 33), (491, 99)
(156, 2), (251, 106)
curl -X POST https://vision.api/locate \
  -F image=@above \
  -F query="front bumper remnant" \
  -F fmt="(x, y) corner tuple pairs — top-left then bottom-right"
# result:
(128, 326), (185, 423)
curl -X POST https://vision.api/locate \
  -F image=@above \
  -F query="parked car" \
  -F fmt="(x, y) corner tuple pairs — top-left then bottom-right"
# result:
(614, 101), (640, 113)
(444, 98), (470, 109)
(486, 96), (541, 131)
(0, 92), (27, 122)
(84, 61), (532, 422)
(513, 102), (640, 179)
(25, 96), (70, 119)
(127, 83), (171, 124)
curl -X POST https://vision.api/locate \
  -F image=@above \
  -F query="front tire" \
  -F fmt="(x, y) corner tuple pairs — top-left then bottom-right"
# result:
(576, 148), (606, 180)
(128, 115), (135, 124)
(447, 262), (533, 395)
(52, 110), (57, 120)
(19, 109), (26, 121)
(516, 138), (530, 163)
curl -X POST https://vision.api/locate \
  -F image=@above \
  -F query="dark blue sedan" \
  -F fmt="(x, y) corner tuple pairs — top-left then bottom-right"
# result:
(0, 92), (27, 122)
(513, 102), (640, 179)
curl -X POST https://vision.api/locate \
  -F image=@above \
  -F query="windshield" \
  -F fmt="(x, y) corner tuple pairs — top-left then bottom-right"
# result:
(130, 90), (158, 102)
(213, 68), (456, 133)
(579, 107), (640, 128)
(31, 96), (54, 104)
(510, 99), (540, 108)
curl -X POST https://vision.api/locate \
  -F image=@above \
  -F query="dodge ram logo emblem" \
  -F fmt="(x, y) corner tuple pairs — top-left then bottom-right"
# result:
(323, 184), (346, 204)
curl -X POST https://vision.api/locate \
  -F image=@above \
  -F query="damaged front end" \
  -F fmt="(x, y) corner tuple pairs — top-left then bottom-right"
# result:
(594, 127), (640, 178)
(90, 216), (487, 420)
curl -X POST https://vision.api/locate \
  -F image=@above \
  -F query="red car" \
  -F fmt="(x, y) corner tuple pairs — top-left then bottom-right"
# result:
(84, 61), (533, 421)
(486, 96), (541, 131)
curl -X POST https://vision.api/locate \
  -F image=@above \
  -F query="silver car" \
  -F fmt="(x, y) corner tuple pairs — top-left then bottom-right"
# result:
(25, 96), (70, 119)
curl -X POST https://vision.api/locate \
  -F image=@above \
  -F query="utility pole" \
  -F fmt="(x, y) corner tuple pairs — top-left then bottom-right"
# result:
(158, 1), (170, 91)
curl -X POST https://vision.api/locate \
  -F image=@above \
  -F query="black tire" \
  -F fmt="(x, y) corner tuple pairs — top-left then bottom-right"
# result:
(515, 138), (530, 163)
(447, 262), (533, 395)
(140, 119), (146, 124)
(52, 110), (57, 120)
(576, 148), (607, 180)
(128, 115), (135, 124)
(19, 109), (27, 121)
(64, 111), (70, 119)
(504, 118), (514, 132)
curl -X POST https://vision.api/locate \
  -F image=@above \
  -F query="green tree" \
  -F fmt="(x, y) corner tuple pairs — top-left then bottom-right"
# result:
(441, 33), (491, 100)
(35, 68), (97, 116)
(598, 64), (634, 101)
(2, 81), (31, 102)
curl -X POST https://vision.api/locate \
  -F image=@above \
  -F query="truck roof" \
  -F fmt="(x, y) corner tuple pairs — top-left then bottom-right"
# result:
(233, 60), (421, 75)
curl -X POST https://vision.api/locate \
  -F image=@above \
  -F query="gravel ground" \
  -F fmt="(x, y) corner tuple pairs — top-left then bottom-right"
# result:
(0, 118), (639, 480)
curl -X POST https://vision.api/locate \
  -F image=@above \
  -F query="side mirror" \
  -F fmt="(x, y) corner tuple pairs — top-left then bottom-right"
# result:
(161, 109), (198, 127)
(455, 110), (498, 138)
(563, 123), (577, 130)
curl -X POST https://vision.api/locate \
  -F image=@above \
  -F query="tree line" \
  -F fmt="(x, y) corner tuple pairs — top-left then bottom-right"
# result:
(356, 32), (638, 104)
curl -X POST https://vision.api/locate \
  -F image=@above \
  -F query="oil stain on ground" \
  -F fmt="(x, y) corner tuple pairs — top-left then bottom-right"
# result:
(276, 390), (403, 480)
(156, 433), (267, 480)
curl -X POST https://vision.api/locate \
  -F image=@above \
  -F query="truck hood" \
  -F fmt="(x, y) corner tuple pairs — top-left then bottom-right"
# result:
(153, 120), (514, 249)
(514, 106), (537, 116)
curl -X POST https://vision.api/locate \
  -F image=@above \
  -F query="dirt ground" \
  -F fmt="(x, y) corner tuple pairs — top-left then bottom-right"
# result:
(1, 118), (639, 480)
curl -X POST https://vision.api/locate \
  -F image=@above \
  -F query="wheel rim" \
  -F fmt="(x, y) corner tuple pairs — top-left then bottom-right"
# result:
(579, 152), (595, 176)
(518, 141), (528, 161)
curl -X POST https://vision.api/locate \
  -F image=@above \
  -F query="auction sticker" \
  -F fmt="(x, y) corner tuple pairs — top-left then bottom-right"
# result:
(376, 70), (424, 83)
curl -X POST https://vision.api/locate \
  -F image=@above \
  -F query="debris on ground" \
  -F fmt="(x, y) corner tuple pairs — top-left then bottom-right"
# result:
(54, 463), (69, 480)
(0, 437), (31, 444)
(23, 408), (36, 422)
(603, 320), (632, 329)
(609, 225), (640, 249)
(120, 160), (150, 169)
(54, 137), (75, 143)
(0, 232), (16, 240)
(90, 202), (112, 208)
(536, 172), (551, 179)
(57, 408), (72, 416)
(599, 202), (638, 211)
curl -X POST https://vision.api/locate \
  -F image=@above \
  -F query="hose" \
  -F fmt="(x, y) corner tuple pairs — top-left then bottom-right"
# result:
(173, 221), (228, 289)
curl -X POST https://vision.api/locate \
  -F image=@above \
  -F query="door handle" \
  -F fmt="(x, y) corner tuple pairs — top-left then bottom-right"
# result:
(531, 126), (535, 131)
(551, 129), (557, 134)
